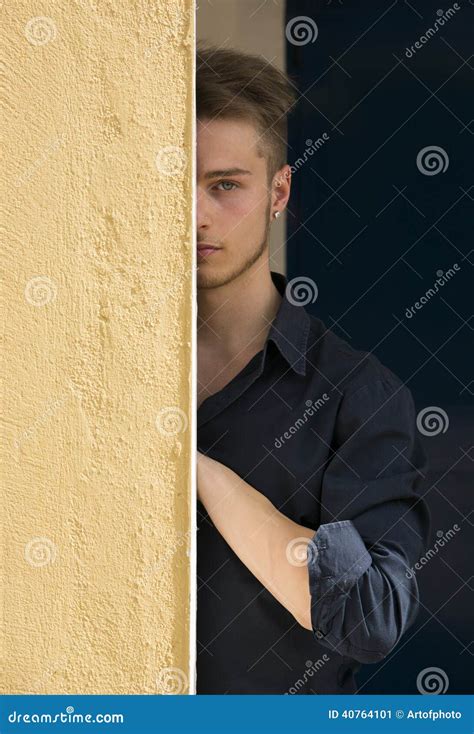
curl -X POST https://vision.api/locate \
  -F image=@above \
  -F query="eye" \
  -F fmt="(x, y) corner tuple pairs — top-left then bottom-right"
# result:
(215, 180), (239, 192)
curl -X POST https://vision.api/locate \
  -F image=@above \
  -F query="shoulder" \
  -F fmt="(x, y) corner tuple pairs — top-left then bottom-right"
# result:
(304, 315), (422, 451)
(305, 313), (407, 400)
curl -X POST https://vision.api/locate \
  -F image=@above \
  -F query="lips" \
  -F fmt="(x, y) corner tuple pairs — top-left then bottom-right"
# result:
(197, 244), (220, 257)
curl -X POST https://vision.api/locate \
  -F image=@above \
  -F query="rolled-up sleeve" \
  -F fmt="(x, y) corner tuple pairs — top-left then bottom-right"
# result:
(307, 377), (431, 663)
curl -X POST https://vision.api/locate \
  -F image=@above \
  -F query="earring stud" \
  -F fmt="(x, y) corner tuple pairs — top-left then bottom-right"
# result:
(274, 211), (281, 219)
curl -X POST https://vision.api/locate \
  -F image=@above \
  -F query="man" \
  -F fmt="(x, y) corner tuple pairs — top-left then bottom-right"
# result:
(195, 44), (430, 694)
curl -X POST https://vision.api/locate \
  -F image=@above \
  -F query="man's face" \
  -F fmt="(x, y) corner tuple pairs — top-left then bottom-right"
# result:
(196, 117), (272, 290)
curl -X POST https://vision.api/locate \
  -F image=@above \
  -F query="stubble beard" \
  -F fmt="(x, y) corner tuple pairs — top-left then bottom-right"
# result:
(197, 199), (272, 291)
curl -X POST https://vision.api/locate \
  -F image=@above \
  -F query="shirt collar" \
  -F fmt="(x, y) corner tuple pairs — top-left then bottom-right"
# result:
(264, 271), (311, 376)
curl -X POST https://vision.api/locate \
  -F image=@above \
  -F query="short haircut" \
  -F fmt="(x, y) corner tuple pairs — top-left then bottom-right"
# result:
(196, 44), (298, 185)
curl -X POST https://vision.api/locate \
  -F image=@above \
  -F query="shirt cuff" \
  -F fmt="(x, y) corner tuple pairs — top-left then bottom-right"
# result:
(307, 519), (389, 663)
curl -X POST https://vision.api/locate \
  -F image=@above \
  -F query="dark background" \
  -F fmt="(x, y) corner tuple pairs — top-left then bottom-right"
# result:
(286, 0), (473, 693)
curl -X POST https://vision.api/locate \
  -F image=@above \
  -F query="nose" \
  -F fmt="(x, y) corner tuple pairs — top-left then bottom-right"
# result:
(196, 186), (212, 231)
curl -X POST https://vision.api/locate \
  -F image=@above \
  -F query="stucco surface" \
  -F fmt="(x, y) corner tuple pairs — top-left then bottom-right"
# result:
(2, 1), (194, 693)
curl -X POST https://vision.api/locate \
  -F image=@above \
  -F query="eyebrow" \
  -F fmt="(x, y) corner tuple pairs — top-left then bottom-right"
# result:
(203, 168), (253, 180)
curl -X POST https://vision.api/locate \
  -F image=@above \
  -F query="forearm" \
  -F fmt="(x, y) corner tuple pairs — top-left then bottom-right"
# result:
(197, 452), (315, 629)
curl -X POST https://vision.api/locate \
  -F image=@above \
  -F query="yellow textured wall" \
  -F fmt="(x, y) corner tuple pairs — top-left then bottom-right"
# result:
(2, 1), (195, 693)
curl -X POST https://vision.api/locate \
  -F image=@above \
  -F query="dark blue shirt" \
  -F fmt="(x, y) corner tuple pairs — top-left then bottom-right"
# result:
(197, 270), (431, 694)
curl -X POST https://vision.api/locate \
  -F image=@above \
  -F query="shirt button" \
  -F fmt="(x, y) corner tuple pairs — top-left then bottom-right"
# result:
(315, 630), (325, 639)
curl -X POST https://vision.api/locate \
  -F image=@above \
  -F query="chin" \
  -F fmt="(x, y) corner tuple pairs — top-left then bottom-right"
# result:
(197, 272), (226, 289)
(197, 265), (237, 290)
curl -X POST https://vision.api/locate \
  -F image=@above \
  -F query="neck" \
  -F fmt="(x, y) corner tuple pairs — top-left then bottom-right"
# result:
(197, 262), (282, 360)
